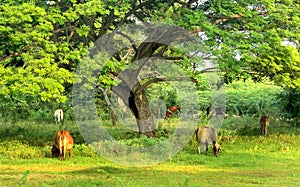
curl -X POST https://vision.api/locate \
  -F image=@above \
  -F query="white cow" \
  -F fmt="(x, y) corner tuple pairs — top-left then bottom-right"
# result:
(195, 126), (221, 157)
(54, 109), (63, 124)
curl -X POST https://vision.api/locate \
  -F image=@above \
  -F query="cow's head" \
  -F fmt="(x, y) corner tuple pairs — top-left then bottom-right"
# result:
(212, 143), (221, 157)
(51, 145), (60, 158)
(165, 112), (172, 119)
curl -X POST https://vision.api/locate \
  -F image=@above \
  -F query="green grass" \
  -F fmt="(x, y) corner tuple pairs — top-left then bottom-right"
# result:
(0, 120), (299, 187)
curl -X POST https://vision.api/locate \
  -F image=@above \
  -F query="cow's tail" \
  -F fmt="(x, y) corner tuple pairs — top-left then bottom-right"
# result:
(59, 135), (63, 159)
(58, 134), (67, 159)
(63, 135), (67, 159)
(195, 127), (199, 141)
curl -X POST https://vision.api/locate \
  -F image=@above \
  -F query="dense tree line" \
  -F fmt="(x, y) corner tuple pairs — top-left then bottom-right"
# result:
(0, 1), (299, 133)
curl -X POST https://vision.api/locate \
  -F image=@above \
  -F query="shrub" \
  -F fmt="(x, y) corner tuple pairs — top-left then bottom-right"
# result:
(0, 140), (44, 159)
(73, 144), (97, 157)
(226, 79), (284, 117)
(118, 135), (166, 147)
(277, 88), (300, 121)
(218, 128), (237, 142)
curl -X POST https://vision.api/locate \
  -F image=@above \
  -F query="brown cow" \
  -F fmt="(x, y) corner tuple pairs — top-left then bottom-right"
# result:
(260, 116), (269, 136)
(55, 130), (74, 160)
(195, 126), (221, 157)
(165, 106), (180, 119)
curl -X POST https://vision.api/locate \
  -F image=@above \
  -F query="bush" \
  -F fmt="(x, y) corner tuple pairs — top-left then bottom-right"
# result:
(218, 128), (237, 142)
(73, 144), (97, 157)
(118, 135), (166, 147)
(226, 79), (284, 117)
(0, 140), (44, 159)
(278, 88), (300, 121)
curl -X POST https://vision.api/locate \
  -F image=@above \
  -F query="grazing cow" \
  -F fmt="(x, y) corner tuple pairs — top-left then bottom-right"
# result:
(55, 130), (74, 161)
(195, 126), (221, 157)
(165, 106), (180, 119)
(260, 116), (269, 136)
(51, 145), (60, 158)
(206, 106), (227, 119)
(54, 109), (63, 124)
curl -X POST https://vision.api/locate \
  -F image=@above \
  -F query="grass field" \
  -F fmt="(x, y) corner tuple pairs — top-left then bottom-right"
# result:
(0, 120), (299, 187)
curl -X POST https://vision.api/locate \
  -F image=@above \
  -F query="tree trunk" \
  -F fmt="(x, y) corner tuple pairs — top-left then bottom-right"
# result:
(110, 109), (116, 127)
(99, 87), (117, 126)
(129, 90), (156, 137)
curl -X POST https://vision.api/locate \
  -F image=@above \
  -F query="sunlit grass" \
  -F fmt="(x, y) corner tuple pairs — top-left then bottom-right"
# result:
(0, 120), (299, 186)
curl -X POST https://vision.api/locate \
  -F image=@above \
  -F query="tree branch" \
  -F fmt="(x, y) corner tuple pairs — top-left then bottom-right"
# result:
(53, 26), (75, 33)
(136, 77), (166, 93)
(175, 0), (198, 8)
(206, 11), (267, 25)
(0, 46), (34, 62)
(98, 10), (117, 37)
(136, 76), (197, 93)
(152, 55), (184, 61)
(115, 31), (138, 52)
(200, 67), (222, 73)
(121, 0), (155, 24)
(206, 14), (243, 25)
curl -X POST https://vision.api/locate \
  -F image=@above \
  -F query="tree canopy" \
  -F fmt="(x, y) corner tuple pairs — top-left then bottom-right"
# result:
(0, 0), (299, 125)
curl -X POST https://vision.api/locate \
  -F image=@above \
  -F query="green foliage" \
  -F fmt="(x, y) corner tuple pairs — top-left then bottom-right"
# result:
(0, 2), (75, 122)
(222, 115), (300, 137)
(226, 134), (300, 154)
(158, 0), (300, 89)
(0, 0), (300, 126)
(146, 83), (181, 107)
(226, 79), (284, 117)
(196, 90), (211, 110)
(277, 88), (300, 120)
(218, 128), (237, 142)
(73, 144), (97, 157)
(118, 136), (166, 147)
(205, 0), (300, 88)
(223, 115), (258, 130)
(91, 137), (174, 164)
(0, 140), (98, 159)
(0, 140), (43, 159)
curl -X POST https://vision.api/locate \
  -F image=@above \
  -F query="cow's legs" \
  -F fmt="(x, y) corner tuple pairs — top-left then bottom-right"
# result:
(205, 142), (208, 156)
(59, 148), (63, 161)
(197, 142), (201, 154)
(264, 127), (267, 136)
(69, 149), (72, 159)
(63, 149), (66, 160)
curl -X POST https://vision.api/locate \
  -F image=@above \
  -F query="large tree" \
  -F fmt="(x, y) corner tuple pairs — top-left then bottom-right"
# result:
(1, 0), (299, 132)
(71, 0), (299, 136)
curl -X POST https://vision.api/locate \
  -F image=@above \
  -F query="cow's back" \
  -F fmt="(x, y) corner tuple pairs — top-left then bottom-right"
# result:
(196, 126), (217, 143)
(54, 109), (63, 123)
(165, 106), (180, 119)
(55, 130), (74, 150)
(55, 130), (74, 160)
